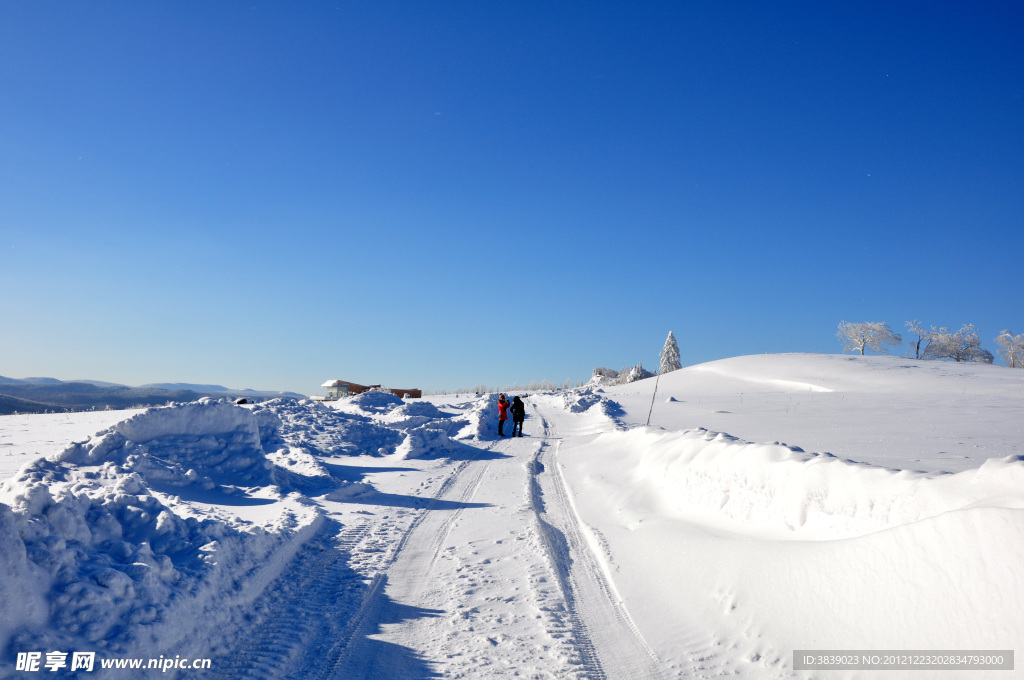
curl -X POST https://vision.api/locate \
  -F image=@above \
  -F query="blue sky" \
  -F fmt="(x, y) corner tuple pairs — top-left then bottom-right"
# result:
(2, 2), (1022, 394)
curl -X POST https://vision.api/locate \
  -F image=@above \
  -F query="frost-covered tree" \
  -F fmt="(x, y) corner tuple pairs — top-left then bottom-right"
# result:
(837, 321), (902, 355)
(922, 324), (991, 362)
(659, 331), (682, 374)
(995, 330), (1024, 368)
(905, 320), (929, 359)
(590, 362), (654, 386)
(620, 362), (654, 383)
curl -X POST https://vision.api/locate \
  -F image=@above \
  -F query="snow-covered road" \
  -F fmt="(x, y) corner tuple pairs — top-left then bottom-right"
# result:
(2, 354), (1022, 679)
(202, 397), (668, 679)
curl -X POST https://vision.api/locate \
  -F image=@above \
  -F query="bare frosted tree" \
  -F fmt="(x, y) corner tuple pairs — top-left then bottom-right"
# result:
(995, 330), (1024, 368)
(837, 321), (902, 355)
(659, 331), (682, 374)
(905, 320), (929, 359)
(923, 323), (992, 362)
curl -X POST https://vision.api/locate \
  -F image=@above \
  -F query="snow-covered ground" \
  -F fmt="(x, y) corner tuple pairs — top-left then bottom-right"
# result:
(0, 354), (1021, 679)
(0, 410), (146, 481)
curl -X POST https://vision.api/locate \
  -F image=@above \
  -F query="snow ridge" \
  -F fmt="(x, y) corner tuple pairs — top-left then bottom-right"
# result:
(616, 426), (1024, 539)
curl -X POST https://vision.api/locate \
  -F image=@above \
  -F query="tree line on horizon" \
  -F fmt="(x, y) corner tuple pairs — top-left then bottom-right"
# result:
(838, 321), (1024, 368)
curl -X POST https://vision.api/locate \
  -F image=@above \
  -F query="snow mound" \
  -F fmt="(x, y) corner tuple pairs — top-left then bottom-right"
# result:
(391, 417), (491, 458)
(395, 401), (444, 418)
(381, 401), (446, 429)
(563, 415), (1024, 663)
(55, 400), (272, 490)
(562, 390), (604, 413)
(344, 390), (403, 414)
(437, 394), (499, 441)
(394, 425), (463, 460)
(558, 390), (625, 430)
(114, 399), (260, 445)
(615, 427), (1024, 540)
(256, 398), (403, 457)
(386, 400), (444, 420)
(0, 401), (322, 664)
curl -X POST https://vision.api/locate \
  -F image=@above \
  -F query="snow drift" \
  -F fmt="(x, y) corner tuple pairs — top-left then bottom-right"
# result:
(255, 398), (404, 458)
(558, 421), (1024, 676)
(0, 400), (323, 674)
(56, 399), (273, 490)
(617, 426), (1024, 540)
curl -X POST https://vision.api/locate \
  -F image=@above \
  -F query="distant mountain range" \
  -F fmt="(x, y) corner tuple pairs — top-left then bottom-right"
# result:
(0, 376), (307, 415)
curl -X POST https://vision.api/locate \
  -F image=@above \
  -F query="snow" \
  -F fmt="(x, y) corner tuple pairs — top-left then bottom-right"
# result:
(557, 427), (1024, 674)
(0, 409), (146, 480)
(0, 354), (1021, 678)
(0, 400), (322, 675)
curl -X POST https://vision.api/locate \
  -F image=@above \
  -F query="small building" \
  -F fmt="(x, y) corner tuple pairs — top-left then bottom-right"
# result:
(317, 380), (421, 400)
(391, 387), (423, 399)
(319, 380), (361, 400)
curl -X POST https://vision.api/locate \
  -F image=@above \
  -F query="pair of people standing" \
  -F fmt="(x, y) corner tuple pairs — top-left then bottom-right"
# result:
(497, 394), (525, 437)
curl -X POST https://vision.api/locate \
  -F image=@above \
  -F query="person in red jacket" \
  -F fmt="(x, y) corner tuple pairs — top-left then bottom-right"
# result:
(497, 393), (510, 436)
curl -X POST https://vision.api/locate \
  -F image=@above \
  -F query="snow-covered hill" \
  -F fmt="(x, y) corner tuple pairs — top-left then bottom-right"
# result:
(614, 352), (1024, 472)
(0, 354), (1020, 678)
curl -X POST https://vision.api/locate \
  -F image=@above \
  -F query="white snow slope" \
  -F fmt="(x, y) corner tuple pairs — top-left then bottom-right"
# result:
(0, 354), (1021, 679)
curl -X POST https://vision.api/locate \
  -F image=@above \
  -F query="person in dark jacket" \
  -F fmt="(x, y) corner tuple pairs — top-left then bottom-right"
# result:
(510, 395), (525, 437)
(497, 393), (510, 436)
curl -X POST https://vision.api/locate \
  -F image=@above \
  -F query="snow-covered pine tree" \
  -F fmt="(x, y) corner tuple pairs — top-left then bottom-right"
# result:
(659, 331), (681, 374)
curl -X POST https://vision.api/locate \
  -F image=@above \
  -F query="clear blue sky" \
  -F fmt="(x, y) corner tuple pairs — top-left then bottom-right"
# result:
(2, 2), (1022, 394)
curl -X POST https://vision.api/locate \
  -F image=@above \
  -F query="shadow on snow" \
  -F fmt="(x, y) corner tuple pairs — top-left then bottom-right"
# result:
(337, 490), (491, 511)
(200, 519), (444, 680)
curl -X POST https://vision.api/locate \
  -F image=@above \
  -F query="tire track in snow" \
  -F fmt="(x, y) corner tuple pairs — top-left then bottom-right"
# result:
(531, 406), (667, 680)
(204, 455), (490, 680)
(529, 443), (605, 679)
(204, 517), (374, 680)
(317, 457), (493, 679)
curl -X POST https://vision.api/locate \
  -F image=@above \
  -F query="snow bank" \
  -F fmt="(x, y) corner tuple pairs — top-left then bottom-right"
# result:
(563, 389), (624, 424)
(381, 400), (446, 429)
(529, 390), (626, 436)
(340, 390), (403, 415)
(559, 425), (1024, 674)
(393, 424), (485, 460)
(54, 400), (273, 491)
(0, 401), (323, 672)
(327, 393), (493, 457)
(393, 426), (448, 459)
(422, 394), (499, 441)
(561, 390), (604, 413)
(462, 395), (499, 439)
(606, 427), (1024, 540)
(351, 396), (494, 459)
(254, 398), (403, 458)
